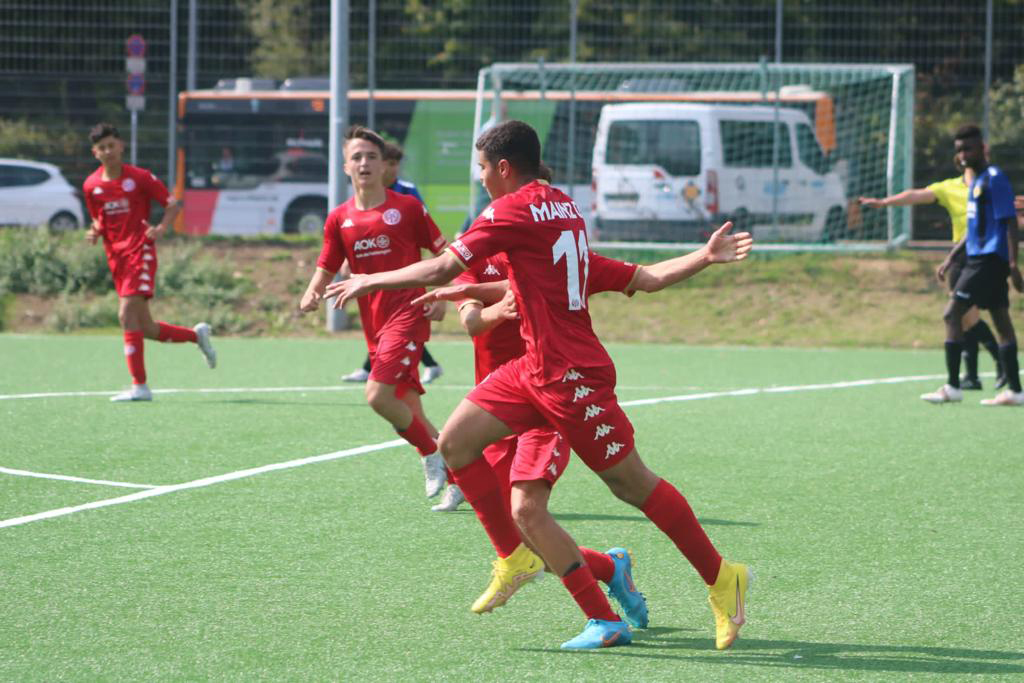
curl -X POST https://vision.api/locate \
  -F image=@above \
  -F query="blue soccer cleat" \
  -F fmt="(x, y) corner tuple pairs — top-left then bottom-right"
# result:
(605, 547), (649, 628)
(560, 618), (633, 650)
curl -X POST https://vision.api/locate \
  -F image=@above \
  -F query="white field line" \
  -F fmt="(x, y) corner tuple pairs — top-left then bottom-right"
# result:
(0, 439), (406, 530)
(0, 385), (371, 401)
(0, 467), (156, 489)
(0, 372), (949, 531)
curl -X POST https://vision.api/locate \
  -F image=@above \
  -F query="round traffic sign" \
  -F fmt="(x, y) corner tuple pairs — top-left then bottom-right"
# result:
(125, 34), (146, 57)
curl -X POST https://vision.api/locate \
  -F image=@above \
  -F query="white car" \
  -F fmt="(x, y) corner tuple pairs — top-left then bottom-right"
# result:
(0, 158), (85, 230)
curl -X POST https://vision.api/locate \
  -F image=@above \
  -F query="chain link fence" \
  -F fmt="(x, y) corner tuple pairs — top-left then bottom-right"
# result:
(2, 1), (1022, 239)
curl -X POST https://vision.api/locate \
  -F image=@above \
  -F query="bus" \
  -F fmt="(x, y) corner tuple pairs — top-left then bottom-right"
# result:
(175, 77), (837, 237)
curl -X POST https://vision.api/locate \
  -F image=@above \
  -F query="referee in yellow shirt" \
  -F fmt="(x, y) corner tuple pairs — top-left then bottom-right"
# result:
(860, 162), (1005, 389)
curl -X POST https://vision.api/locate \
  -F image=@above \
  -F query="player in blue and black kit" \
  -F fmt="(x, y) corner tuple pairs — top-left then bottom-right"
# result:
(923, 124), (1023, 406)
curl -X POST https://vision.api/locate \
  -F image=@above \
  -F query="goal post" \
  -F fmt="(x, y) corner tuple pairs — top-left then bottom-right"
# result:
(473, 62), (914, 250)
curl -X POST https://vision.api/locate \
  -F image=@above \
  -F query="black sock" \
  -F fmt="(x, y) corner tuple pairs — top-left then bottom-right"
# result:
(944, 341), (963, 388)
(362, 355), (372, 373)
(422, 346), (438, 368)
(962, 326), (979, 379)
(998, 343), (1021, 392)
(972, 320), (1002, 366)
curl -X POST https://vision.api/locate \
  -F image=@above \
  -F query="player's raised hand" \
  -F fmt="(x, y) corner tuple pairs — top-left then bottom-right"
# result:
(325, 274), (372, 309)
(494, 288), (519, 321)
(705, 221), (753, 263)
(411, 283), (472, 307)
(143, 219), (165, 240)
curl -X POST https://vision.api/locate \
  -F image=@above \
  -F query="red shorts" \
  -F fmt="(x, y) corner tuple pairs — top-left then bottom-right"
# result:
(108, 244), (157, 299)
(469, 356), (635, 472)
(369, 335), (425, 398)
(483, 428), (570, 501)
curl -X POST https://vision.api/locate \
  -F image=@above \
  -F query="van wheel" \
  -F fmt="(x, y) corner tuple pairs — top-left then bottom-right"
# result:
(823, 206), (845, 242)
(48, 211), (80, 232)
(284, 198), (328, 234)
(731, 209), (751, 233)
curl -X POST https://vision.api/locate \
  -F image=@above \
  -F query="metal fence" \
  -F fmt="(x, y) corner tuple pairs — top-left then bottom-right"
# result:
(2, 1), (1022, 239)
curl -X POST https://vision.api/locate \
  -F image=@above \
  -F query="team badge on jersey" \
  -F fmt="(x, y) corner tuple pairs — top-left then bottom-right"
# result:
(122, 178), (136, 192)
(382, 208), (401, 225)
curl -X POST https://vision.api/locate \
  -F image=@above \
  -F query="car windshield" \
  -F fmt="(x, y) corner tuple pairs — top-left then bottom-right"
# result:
(606, 119), (701, 177)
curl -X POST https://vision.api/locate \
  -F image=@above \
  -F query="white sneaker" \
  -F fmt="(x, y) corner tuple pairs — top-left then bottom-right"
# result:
(110, 383), (153, 402)
(342, 367), (370, 382)
(980, 389), (1024, 406)
(920, 384), (963, 404)
(194, 322), (216, 369)
(422, 452), (446, 498)
(420, 365), (443, 384)
(431, 484), (465, 512)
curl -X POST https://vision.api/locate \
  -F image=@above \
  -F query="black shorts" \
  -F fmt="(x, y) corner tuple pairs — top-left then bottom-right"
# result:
(946, 249), (967, 293)
(952, 254), (1010, 310)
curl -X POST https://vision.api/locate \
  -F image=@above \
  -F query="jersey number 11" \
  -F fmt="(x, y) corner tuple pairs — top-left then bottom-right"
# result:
(552, 230), (590, 311)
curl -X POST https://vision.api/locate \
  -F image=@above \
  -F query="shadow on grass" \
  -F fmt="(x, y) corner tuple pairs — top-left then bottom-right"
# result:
(519, 630), (1024, 675)
(553, 512), (758, 527)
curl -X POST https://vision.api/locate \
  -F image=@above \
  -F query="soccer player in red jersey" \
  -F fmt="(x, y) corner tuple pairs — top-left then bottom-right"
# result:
(83, 123), (216, 402)
(423, 247), (651, 636)
(326, 120), (753, 650)
(299, 126), (450, 499)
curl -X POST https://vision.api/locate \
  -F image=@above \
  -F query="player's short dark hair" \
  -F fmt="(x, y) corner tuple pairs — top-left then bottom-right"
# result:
(954, 124), (983, 143)
(475, 120), (541, 176)
(344, 125), (386, 155)
(89, 122), (121, 144)
(382, 142), (404, 163)
(538, 162), (553, 183)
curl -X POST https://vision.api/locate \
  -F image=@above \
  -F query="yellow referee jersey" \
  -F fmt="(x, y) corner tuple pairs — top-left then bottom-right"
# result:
(926, 175), (969, 243)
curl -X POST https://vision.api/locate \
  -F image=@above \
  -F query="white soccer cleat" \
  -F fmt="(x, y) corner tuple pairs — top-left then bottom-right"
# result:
(980, 389), (1024, 406)
(194, 322), (217, 369)
(920, 384), (962, 404)
(431, 484), (465, 512)
(422, 452), (446, 498)
(342, 367), (370, 382)
(110, 383), (153, 402)
(420, 365), (443, 384)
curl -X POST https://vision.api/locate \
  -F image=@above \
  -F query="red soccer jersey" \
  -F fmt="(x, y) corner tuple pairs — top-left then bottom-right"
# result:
(83, 164), (171, 258)
(449, 181), (638, 383)
(454, 255), (526, 383)
(318, 190), (446, 346)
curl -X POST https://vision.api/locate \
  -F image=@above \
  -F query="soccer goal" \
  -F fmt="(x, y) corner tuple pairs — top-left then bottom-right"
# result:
(472, 62), (914, 250)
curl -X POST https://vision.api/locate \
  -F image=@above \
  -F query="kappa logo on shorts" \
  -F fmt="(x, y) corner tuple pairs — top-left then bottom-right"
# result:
(405, 341), (417, 351)
(605, 442), (625, 459)
(572, 386), (595, 402)
(594, 424), (615, 440)
(583, 404), (605, 421)
(143, 253), (154, 261)
(140, 273), (151, 281)
(139, 283), (151, 292)
(382, 208), (401, 225)
(562, 369), (584, 382)
(548, 462), (559, 476)
(400, 357), (411, 366)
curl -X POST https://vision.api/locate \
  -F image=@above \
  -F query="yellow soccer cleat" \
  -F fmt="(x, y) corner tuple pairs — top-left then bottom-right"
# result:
(707, 559), (753, 650)
(471, 544), (544, 614)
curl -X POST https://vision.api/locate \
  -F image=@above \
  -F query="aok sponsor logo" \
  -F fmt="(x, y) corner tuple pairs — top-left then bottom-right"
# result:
(353, 235), (391, 251)
(103, 198), (132, 215)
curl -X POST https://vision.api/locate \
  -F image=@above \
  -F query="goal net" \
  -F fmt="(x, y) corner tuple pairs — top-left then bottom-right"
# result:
(473, 62), (914, 249)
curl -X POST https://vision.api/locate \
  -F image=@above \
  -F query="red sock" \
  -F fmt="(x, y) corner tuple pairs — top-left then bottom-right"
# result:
(397, 414), (437, 456)
(451, 458), (521, 558)
(123, 330), (146, 385)
(642, 478), (722, 585)
(579, 547), (615, 584)
(561, 565), (620, 622)
(157, 322), (197, 343)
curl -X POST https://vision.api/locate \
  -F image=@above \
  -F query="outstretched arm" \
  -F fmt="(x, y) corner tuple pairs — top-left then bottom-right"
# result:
(859, 188), (935, 209)
(324, 251), (465, 309)
(411, 279), (510, 307)
(627, 221), (752, 294)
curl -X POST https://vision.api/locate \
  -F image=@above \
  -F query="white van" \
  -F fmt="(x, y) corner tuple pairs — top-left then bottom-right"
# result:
(591, 102), (847, 242)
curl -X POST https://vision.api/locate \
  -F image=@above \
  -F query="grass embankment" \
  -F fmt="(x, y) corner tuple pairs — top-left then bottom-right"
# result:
(4, 230), (1019, 348)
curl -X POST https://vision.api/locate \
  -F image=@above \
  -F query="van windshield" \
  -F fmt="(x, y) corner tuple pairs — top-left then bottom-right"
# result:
(606, 120), (700, 177)
(720, 120), (792, 168)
